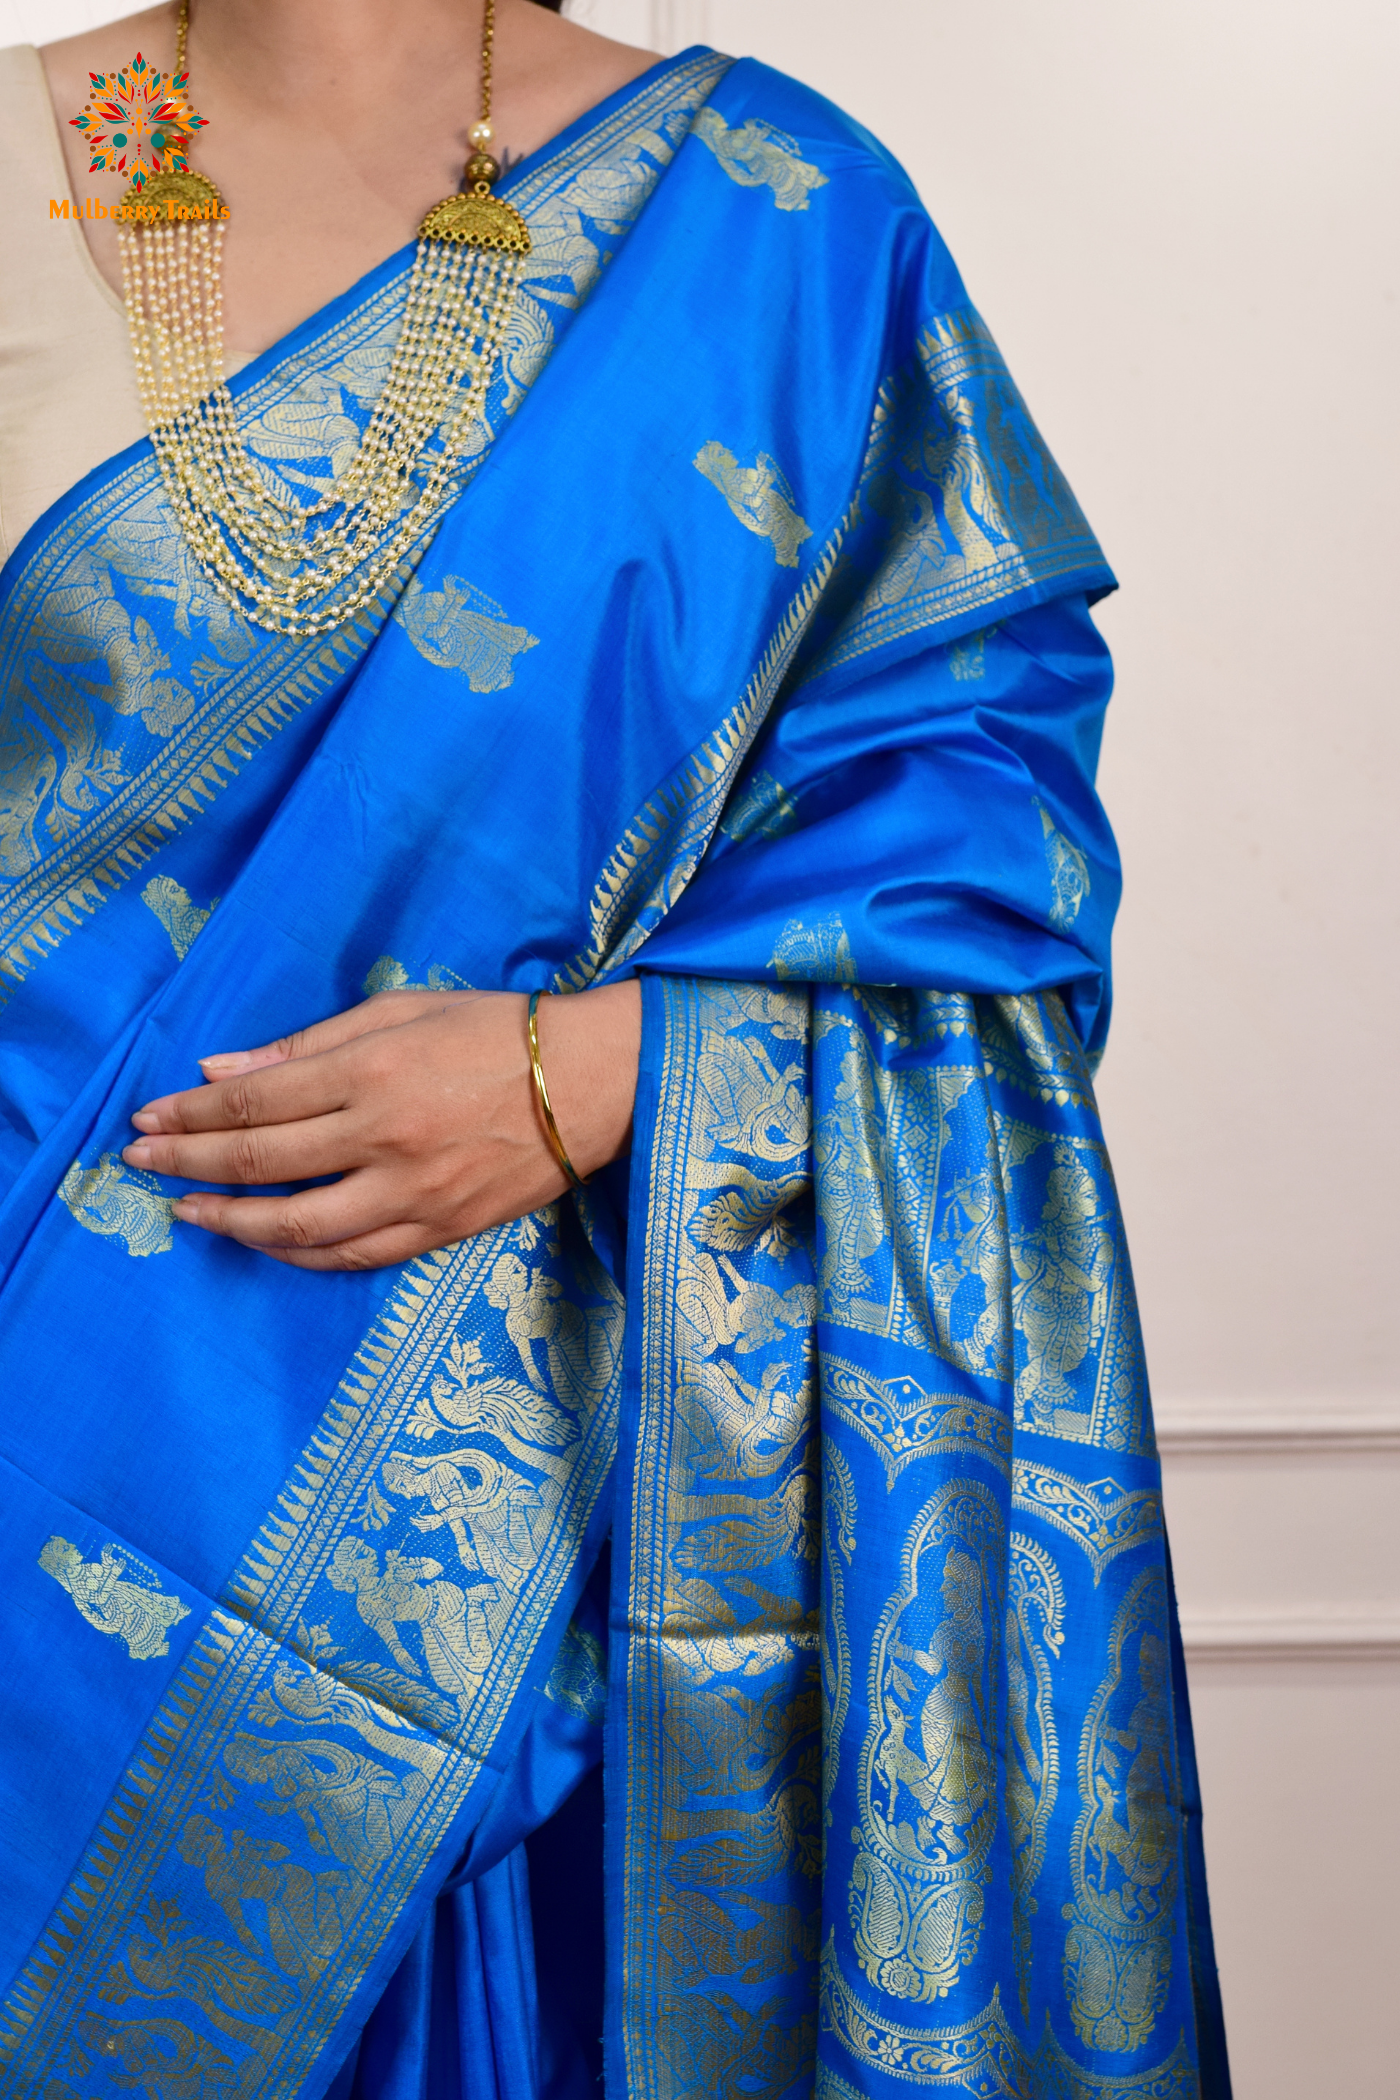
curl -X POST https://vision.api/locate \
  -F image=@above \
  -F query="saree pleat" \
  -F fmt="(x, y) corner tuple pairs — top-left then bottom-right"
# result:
(325, 1845), (538, 2100)
(615, 977), (1224, 2100)
(0, 43), (1226, 2100)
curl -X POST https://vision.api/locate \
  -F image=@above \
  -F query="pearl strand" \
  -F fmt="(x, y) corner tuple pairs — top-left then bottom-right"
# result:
(123, 223), (524, 635)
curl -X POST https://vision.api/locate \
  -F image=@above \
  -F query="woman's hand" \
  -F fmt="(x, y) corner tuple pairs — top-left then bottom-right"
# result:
(119, 982), (641, 1271)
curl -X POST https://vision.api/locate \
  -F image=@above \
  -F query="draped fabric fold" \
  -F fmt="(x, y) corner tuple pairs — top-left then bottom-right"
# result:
(0, 44), (1225, 2100)
(618, 975), (1223, 2100)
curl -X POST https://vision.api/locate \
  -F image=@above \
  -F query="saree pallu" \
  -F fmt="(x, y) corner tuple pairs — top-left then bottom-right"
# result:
(0, 46), (1228, 2100)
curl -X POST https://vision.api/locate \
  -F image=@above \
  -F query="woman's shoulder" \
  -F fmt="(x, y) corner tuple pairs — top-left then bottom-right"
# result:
(700, 54), (925, 204)
(689, 54), (963, 308)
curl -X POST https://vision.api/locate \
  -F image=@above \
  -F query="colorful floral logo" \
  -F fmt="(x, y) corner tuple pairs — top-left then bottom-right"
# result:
(70, 53), (206, 191)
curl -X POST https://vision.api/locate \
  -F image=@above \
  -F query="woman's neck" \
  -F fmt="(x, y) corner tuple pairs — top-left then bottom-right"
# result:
(41, 0), (659, 354)
(185, 0), (492, 143)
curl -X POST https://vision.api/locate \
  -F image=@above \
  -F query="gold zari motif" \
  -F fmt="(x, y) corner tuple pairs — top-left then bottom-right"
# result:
(141, 873), (216, 958)
(1012, 1464), (1163, 1586)
(772, 911), (858, 982)
(1006, 1535), (1064, 2016)
(393, 574), (539, 691)
(692, 107), (829, 211)
(59, 1153), (175, 1256)
(819, 1941), (1199, 2096)
(119, 212), (528, 636)
(624, 982), (821, 2100)
(1064, 1570), (1179, 2053)
(622, 980), (1186, 2094)
(0, 53), (732, 1003)
(813, 311), (1107, 674)
(695, 442), (814, 568)
(851, 1480), (1004, 2003)
(39, 1537), (190, 1660)
(805, 991), (1149, 1452)
(822, 1356), (1011, 1487)
(2, 1212), (624, 2092)
(719, 768), (799, 846)
(1036, 796), (1092, 932)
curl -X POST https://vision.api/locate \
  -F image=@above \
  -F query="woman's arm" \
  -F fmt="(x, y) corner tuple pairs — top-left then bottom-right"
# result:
(120, 981), (641, 1270)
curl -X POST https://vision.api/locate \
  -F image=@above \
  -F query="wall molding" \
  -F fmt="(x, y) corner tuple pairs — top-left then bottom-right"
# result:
(1181, 1606), (1400, 1664)
(649, 0), (711, 53)
(1154, 1398), (1400, 1458)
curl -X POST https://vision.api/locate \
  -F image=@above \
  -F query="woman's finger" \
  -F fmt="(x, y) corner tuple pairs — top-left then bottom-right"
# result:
(197, 988), (484, 1079)
(263, 1222), (446, 1272)
(131, 1042), (359, 1136)
(170, 1175), (399, 1251)
(121, 1110), (359, 1188)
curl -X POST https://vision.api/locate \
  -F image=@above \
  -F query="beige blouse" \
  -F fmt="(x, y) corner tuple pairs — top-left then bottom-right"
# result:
(0, 44), (246, 566)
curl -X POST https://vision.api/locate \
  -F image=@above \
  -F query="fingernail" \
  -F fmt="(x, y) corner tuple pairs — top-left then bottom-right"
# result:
(123, 1142), (153, 1166)
(130, 1110), (161, 1132)
(200, 1051), (252, 1072)
(171, 1196), (201, 1220)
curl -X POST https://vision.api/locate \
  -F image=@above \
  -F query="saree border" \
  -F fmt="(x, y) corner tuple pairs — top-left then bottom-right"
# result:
(620, 974), (821, 2100)
(806, 309), (1114, 683)
(559, 537), (843, 988)
(818, 1937), (1200, 2097)
(0, 1218), (622, 2094)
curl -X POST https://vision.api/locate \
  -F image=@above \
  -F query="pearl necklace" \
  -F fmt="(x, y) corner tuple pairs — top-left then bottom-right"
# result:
(116, 0), (530, 638)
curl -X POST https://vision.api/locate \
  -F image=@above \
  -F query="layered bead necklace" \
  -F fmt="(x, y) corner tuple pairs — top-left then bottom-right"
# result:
(115, 0), (531, 637)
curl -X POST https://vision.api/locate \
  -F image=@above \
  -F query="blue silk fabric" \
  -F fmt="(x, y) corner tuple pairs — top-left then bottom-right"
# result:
(0, 46), (1227, 2100)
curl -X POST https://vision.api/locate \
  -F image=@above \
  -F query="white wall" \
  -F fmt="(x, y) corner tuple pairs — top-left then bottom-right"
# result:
(10, 1), (1398, 2092)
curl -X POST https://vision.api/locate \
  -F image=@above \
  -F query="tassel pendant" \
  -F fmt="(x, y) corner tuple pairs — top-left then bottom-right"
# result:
(419, 190), (531, 255)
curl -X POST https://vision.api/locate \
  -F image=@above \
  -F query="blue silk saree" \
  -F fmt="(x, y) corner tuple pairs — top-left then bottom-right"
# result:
(0, 46), (1228, 2100)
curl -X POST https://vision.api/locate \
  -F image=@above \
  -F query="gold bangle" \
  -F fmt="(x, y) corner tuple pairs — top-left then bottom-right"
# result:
(527, 990), (589, 1191)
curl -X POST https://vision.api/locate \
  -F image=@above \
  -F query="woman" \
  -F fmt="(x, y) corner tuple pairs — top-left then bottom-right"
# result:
(0, 2), (1228, 2095)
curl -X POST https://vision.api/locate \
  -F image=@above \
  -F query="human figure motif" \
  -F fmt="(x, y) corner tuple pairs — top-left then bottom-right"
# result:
(483, 1249), (618, 1406)
(694, 1024), (810, 1163)
(56, 1154), (174, 1259)
(878, 1548), (993, 1861)
(812, 1045), (886, 1307)
(222, 1733), (422, 1875)
(692, 442), (813, 568)
(1086, 1632), (1176, 1911)
(692, 108), (829, 214)
(32, 545), (196, 736)
(74, 2013), (238, 2100)
(675, 1247), (816, 1361)
(38, 1536), (188, 1658)
(929, 1165), (1009, 1374)
(380, 1445), (541, 1592)
(15, 660), (124, 856)
(325, 1535), (492, 1701)
(141, 875), (215, 961)
(1011, 1142), (1113, 1426)
(175, 1815), (350, 1981)
(0, 703), (58, 879)
(674, 1352), (810, 1481)
(395, 574), (538, 692)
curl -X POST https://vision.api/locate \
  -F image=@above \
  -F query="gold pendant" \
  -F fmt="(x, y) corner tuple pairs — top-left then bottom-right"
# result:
(119, 168), (226, 216)
(418, 190), (531, 255)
